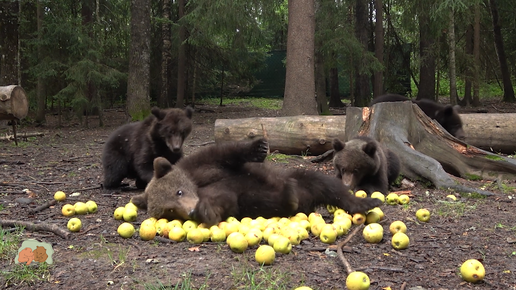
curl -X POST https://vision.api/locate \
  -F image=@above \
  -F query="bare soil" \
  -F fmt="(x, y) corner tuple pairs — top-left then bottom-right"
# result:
(1, 101), (516, 290)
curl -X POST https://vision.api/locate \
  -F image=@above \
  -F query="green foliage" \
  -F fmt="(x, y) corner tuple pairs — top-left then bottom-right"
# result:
(231, 258), (292, 289)
(464, 174), (482, 181)
(0, 227), (23, 260)
(144, 272), (210, 290)
(1, 263), (51, 287)
(484, 155), (504, 161)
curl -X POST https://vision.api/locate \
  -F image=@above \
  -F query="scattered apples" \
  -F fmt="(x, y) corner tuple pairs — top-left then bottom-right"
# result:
(54, 191), (66, 201)
(123, 208), (138, 222)
(416, 208), (431, 222)
(391, 232), (410, 250)
(117, 222), (135, 238)
(273, 236), (292, 254)
(352, 213), (366, 225)
(168, 226), (187, 242)
(186, 228), (205, 244)
(228, 232), (248, 253)
(355, 190), (367, 198)
(67, 217), (82, 232)
(398, 194), (410, 205)
(389, 221), (407, 234)
(139, 222), (157, 241)
(460, 259), (485, 283)
(210, 227), (226, 243)
(386, 193), (399, 205)
(319, 224), (337, 244)
(74, 202), (89, 215)
(346, 271), (370, 290)
(370, 191), (385, 202)
(61, 204), (76, 217)
(255, 245), (275, 265)
(245, 229), (263, 246)
(369, 207), (384, 220)
(85, 200), (98, 213)
(365, 210), (381, 224)
(362, 223), (383, 243)
(113, 207), (125, 220)
(310, 221), (326, 236)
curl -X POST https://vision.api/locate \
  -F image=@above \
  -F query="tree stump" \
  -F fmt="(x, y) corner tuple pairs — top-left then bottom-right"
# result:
(0, 85), (28, 145)
(345, 102), (516, 195)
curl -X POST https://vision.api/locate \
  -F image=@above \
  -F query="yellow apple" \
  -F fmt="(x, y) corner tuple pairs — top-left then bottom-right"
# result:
(182, 220), (199, 233)
(125, 202), (138, 212)
(391, 232), (410, 250)
(326, 204), (337, 213)
(227, 232), (244, 245)
(308, 212), (323, 224)
(117, 222), (135, 238)
(310, 221), (326, 237)
(299, 219), (311, 231)
(398, 194), (410, 205)
(389, 221), (407, 234)
(186, 228), (204, 244)
(332, 209), (347, 218)
(123, 208), (138, 222)
(54, 191), (66, 201)
(85, 200), (98, 213)
(446, 194), (457, 201)
(169, 219), (183, 228)
(228, 232), (248, 253)
(113, 207), (125, 220)
(139, 222), (157, 241)
(460, 259), (485, 283)
(74, 202), (89, 215)
(67, 217), (82, 232)
(365, 210), (381, 224)
(295, 212), (308, 221)
(255, 245), (275, 265)
(226, 216), (238, 223)
(362, 223), (383, 243)
(355, 190), (367, 198)
(262, 227), (278, 242)
(352, 213), (366, 225)
(369, 207), (384, 220)
(370, 191), (385, 202)
(245, 229), (263, 246)
(320, 224), (338, 244)
(295, 227), (310, 240)
(273, 236), (292, 254)
(346, 271), (370, 290)
(61, 204), (76, 217)
(155, 218), (169, 235)
(416, 208), (431, 222)
(224, 221), (240, 236)
(283, 227), (302, 245)
(267, 233), (281, 247)
(238, 224), (251, 236)
(294, 287), (313, 290)
(240, 217), (253, 225)
(168, 226), (187, 242)
(199, 228), (211, 242)
(386, 193), (399, 205)
(210, 227), (226, 242)
(160, 222), (175, 237)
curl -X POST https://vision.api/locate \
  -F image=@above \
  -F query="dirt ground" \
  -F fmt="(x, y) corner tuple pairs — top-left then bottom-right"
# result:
(1, 100), (516, 290)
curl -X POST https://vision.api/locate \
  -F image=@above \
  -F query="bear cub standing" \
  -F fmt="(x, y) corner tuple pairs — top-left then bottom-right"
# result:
(131, 138), (382, 226)
(332, 136), (400, 196)
(102, 106), (193, 189)
(369, 94), (465, 140)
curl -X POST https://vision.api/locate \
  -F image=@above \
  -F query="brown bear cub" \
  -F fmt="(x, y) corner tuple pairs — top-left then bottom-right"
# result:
(102, 106), (193, 189)
(369, 94), (465, 140)
(131, 138), (382, 226)
(332, 136), (400, 196)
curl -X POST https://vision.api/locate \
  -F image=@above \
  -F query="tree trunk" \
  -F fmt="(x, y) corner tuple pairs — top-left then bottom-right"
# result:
(35, 0), (46, 125)
(472, 4), (481, 107)
(344, 103), (516, 195)
(353, 0), (370, 107)
(159, 0), (172, 108)
(127, 0), (151, 120)
(489, 0), (516, 103)
(315, 50), (329, 114)
(373, 0), (384, 98)
(462, 22), (473, 107)
(214, 112), (516, 156)
(417, 11), (436, 101)
(448, 10), (457, 106)
(176, 0), (187, 108)
(0, 0), (19, 86)
(281, 0), (318, 116)
(328, 67), (344, 107)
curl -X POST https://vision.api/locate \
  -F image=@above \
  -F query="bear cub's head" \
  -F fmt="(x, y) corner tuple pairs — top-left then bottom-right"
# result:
(332, 137), (382, 189)
(131, 157), (199, 221)
(151, 107), (193, 153)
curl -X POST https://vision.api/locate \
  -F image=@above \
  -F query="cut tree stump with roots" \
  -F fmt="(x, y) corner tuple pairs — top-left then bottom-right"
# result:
(346, 102), (516, 196)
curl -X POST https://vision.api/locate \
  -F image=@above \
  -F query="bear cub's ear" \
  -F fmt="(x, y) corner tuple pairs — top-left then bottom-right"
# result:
(153, 157), (173, 179)
(362, 141), (377, 157)
(184, 106), (194, 119)
(332, 138), (345, 152)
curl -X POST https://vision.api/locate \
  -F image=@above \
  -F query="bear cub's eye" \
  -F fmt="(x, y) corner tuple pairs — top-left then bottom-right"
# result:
(176, 190), (183, 196)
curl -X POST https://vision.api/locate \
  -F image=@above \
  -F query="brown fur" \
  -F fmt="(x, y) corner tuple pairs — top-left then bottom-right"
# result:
(132, 138), (382, 226)
(102, 106), (193, 189)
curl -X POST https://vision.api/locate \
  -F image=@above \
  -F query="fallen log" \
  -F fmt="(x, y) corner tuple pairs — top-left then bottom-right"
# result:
(0, 219), (70, 239)
(214, 113), (516, 155)
(0, 85), (29, 146)
(345, 102), (516, 195)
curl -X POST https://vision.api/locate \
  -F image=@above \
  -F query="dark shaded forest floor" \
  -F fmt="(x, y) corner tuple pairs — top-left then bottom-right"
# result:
(1, 99), (516, 290)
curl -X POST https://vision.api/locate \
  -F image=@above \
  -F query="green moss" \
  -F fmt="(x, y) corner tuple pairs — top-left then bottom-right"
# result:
(484, 155), (504, 161)
(464, 173), (482, 181)
(266, 153), (292, 163)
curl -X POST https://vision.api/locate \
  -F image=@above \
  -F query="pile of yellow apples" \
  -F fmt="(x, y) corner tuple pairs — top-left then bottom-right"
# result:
(54, 190), (98, 232)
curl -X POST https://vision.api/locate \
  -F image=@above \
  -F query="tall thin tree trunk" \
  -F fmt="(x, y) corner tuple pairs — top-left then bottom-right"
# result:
(127, 0), (151, 120)
(472, 4), (480, 107)
(176, 0), (187, 108)
(328, 67), (344, 107)
(462, 22), (473, 107)
(448, 10), (457, 105)
(354, 0), (370, 106)
(315, 50), (329, 114)
(281, 0), (317, 116)
(489, 0), (515, 103)
(417, 11), (436, 101)
(159, 0), (172, 108)
(373, 0), (384, 98)
(0, 0), (19, 85)
(35, 0), (46, 125)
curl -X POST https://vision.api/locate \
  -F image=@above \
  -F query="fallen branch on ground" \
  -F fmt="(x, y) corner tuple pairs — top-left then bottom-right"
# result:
(0, 219), (70, 239)
(337, 224), (364, 275)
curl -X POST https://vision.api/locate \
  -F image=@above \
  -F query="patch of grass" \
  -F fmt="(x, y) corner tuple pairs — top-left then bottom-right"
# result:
(231, 256), (293, 289)
(1, 262), (51, 287)
(458, 191), (487, 199)
(484, 155), (504, 161)
(436, 201), (477, 218)
(0, 227), (23, 260)
(464, 173), (482, 181)
(144, 272), (210, 290)
(202, 97), (282, 110)
(266, 153), (292, 163)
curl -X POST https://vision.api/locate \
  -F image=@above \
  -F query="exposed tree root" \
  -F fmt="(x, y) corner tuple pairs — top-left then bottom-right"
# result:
(0, 219), (70, 239)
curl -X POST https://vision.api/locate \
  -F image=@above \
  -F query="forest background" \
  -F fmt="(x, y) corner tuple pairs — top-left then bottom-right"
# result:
(0, 0), (515, 124)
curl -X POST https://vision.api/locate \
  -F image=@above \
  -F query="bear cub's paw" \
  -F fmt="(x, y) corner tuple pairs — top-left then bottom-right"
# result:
(346, 197), (383, 214)
(245, 138), (269, 162)
(195, 200), (223, 226)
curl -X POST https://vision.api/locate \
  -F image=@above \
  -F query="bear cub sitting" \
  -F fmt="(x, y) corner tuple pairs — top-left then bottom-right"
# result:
(369, 94), (465, 140)
(332, 136), (400, 196)
(102, 106), (193, 189)
(131, 138), (382, 226)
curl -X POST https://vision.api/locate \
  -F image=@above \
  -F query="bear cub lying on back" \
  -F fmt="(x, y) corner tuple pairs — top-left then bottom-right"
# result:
(102, 106), (193, 190)
(131, 138), (382, 226)
(333, 136), (400, 196)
